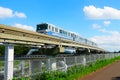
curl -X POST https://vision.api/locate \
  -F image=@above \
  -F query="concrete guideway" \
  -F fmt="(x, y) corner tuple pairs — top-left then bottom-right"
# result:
(0, 24), (104, 51)
(80, 60), (120, 80)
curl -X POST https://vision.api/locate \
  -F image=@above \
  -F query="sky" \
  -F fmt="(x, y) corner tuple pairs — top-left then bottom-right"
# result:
(0, 0), (120, 52)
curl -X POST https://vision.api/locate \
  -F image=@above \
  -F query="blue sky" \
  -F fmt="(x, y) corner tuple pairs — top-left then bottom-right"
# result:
(1, 0), (120, 51)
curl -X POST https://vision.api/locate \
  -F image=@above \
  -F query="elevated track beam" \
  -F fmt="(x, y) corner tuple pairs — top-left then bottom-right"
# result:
(0, 24), (105, 51)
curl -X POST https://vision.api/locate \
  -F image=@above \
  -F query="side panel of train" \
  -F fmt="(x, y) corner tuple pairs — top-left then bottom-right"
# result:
(37, 23), (74, 40)
(36, 23), (97, 47)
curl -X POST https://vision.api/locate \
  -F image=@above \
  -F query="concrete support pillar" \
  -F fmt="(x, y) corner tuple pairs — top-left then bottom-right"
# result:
(4, 44), (14, 80)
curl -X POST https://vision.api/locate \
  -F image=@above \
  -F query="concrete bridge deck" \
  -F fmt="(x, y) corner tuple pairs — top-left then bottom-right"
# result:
(0, 24), (104, 51)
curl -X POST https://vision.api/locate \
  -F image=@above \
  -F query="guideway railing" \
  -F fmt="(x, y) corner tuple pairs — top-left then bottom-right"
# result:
(0, 53), (120, 79)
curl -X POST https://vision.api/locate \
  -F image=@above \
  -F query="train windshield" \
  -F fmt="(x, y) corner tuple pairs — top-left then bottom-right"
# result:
(37, 24), (48, 30)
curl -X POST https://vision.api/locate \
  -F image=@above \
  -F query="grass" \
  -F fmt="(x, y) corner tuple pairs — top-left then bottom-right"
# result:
(13, 56), (120, 80)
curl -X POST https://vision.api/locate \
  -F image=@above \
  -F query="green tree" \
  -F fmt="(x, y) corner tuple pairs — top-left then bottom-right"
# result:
(14, 45), (31, 55)
(0, 45), (32, 56)
(0, 45), (5, 56)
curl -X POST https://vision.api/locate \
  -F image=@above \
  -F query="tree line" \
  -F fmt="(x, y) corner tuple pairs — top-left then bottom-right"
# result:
(0, 45), (31, 56)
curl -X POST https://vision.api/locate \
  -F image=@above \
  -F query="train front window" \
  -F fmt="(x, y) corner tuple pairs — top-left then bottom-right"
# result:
(37, 24), (48, 30)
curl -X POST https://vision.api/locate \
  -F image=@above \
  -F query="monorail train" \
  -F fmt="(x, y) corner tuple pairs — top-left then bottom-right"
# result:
(36, 23), (97, 47)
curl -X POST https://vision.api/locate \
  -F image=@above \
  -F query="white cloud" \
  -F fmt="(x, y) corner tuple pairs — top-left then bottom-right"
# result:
(13, 23), (35, 31)
(99, 29), (119, 35)
(90, 30), (120, 52)
(0, 6), (26, 19)
(99, 28), (107, 33)
(83, 5), (120, 19)
(0, 6), (13, 19)
(14, 11), (26, 18)
(104, 21), (111, 26)
(92, 24), (101, 29)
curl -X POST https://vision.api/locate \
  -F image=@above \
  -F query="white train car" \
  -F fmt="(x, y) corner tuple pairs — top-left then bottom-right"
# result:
(36, 23), (97, 47)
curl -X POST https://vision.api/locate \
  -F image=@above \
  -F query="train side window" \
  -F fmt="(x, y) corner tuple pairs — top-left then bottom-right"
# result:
(55, 28), (58, 32)
(69, 33), (71, 36)
(60, 29), (62, 34)
(62, 30), (64, 34)
(66, 32), (68, 36)
(48, 25), (51, 30)
(79, 37), (82, 41)
(37, 26), (40, 30)
(63, 31), (65, 34)
(63, 31), (65, 35)
(76, 35), (78, 38)
(74, 34), (76, 38)
(68, 32), (70, 36)
(71, 34), (73, 37)
(52, 27), (54, 31)
(85, 39), (87, 44)
(65, 31), (67, 36)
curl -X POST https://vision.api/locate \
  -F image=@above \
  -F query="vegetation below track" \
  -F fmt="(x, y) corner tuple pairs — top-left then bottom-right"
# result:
(13, 56), (120, 80)
(0, 45), (31, 56)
